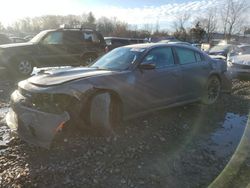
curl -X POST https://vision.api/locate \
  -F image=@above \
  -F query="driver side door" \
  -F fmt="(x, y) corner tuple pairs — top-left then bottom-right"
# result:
(133, 47), (183, 111)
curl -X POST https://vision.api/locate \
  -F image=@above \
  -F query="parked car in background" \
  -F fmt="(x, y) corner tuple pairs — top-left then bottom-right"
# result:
(10, 37), (28, 43)
(238, 44), (250, 54)
(104, 37), (147, 52)
(6, 43), (231, 147)
(0, 27), (106, 77)
(201, 39), (225, 52)
(0, 34), (11, 45)
(209, 44), (241, 59)
(228, 52), (250, 80)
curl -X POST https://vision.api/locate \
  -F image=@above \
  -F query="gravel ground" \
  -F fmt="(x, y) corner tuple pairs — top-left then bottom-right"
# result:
(0, 78), (250, 188)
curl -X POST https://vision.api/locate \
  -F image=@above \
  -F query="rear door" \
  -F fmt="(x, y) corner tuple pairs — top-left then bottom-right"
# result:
(174, 47), (211, 100)
(63, 31), (82, 65)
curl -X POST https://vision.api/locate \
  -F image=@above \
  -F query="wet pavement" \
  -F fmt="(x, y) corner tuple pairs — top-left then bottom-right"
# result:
(0, 79), (249, 187)
(210, 113), (248, 158)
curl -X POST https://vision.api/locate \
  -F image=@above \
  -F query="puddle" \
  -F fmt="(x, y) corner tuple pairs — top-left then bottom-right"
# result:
(210, 112), (248, 157)
(0, 107), (9, 119)
(0, 107), (11, 149)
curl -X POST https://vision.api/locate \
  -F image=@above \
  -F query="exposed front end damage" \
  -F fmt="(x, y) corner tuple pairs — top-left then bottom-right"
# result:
(6, 90), (72, 148)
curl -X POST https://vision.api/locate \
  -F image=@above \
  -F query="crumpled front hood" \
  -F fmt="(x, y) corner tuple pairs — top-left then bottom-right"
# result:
(230, 54), (250, 66)
(209, 55), (227, 60)
(28, 67), (116, 86)
(209, 50), (226, 56)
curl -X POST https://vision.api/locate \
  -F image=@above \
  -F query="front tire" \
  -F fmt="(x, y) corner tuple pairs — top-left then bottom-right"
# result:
(202, 75), (221, 105)
(89, 92), (122, 132)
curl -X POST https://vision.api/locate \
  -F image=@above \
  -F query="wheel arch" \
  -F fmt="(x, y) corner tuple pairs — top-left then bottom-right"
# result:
(208, 72), (222, 83)
(79, 88), (124, 125)
(10, 54), (37, 66)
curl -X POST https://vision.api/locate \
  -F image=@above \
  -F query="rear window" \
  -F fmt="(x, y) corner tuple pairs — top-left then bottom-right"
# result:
(64, 31), (81, 43)
(176, 47), (196, 64)
(82, 31), (100, 43)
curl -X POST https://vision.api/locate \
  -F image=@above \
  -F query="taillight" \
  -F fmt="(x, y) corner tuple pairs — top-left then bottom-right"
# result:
(105, 46), (109, 53)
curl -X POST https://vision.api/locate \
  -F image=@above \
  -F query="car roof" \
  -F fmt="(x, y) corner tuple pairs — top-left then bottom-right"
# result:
(123, 43), (200, 51)
(104, 37), (145, 40)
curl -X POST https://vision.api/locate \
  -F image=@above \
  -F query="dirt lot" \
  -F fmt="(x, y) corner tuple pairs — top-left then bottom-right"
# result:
(0, 78), (250, 188)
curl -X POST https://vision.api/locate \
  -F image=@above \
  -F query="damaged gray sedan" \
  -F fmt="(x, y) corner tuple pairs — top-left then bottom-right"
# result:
(6, 43), (232, 148)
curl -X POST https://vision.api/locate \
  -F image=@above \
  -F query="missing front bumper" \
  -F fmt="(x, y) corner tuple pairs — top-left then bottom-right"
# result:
(6, 91), (70, 148)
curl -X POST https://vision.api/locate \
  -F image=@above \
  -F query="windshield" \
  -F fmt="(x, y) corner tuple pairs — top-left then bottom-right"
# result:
(30, 30), (49, 43)
(91, 47), (144, 70)
(210, 45), (230, 52)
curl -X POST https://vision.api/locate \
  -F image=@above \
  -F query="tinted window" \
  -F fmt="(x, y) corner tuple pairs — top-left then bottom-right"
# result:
(64, 31), (81, 43)
(176, 47), (196, 64)
(42, 32), (63, 44)
(143, 47), (174, 68)
(82, 31), (99, 43)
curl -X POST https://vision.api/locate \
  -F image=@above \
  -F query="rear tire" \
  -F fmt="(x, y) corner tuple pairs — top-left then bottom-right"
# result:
(11, 57), (34, 78)
(202, 75), (221, 105)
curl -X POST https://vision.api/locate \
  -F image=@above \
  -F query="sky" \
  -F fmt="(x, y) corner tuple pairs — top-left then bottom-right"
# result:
(0, 0), (244, 30)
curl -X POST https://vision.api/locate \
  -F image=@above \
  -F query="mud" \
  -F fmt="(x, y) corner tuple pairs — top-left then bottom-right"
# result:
(0, 77), (249, 188)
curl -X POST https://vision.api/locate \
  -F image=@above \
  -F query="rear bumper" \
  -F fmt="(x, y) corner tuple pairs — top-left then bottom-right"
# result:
(6, 90), (70, 148)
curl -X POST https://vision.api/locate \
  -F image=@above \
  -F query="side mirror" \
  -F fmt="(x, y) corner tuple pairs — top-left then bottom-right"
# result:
(138, 63), (156, 70)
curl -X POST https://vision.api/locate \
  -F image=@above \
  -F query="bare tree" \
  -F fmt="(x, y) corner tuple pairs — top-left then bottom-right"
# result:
(96, 17), (115, 36)
(197, 8), (218, 43)
(221, 0), (249, 40)
(172, 12), (191, 41)
(190, 22), (206, 43)
(143, 24), (153, 33)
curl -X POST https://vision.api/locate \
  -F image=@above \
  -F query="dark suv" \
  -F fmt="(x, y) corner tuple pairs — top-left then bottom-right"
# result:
(0, 28), (105, 77)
